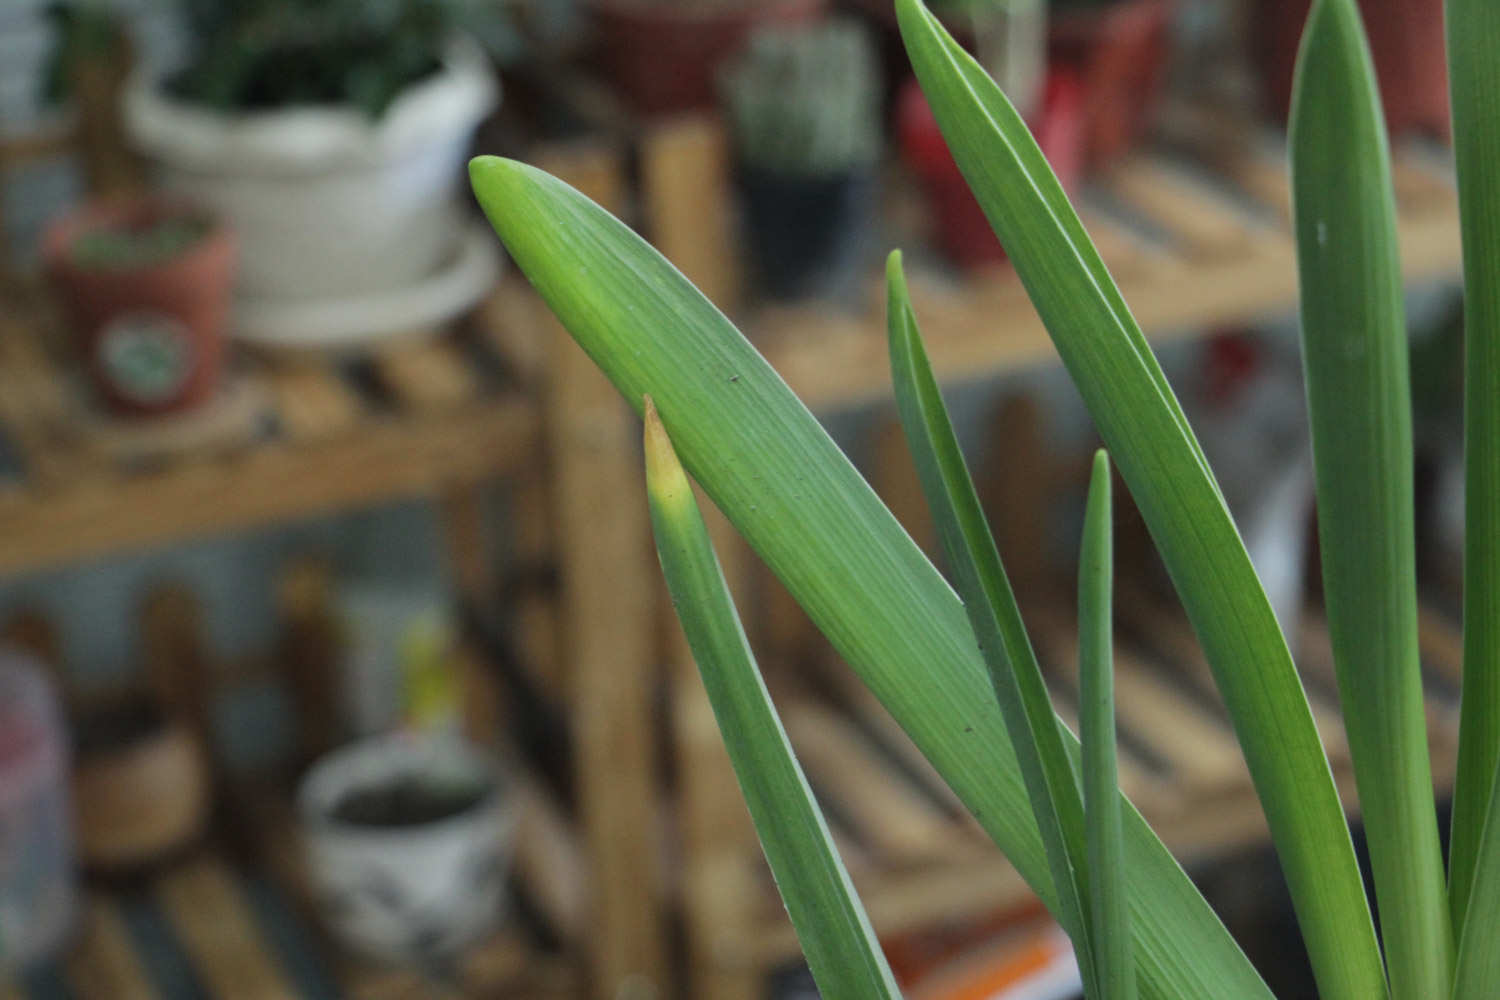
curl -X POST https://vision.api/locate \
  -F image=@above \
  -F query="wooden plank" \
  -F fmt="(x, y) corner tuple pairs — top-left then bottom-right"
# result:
(155, 857), (297, 1000)
(508, 468), (565, 700)
(1103, 157), (1264, 257)
(782, 701), (965, 864)
(1418, 603), (1464, 688)
(639, 116), (741, 309)
(66, 896), (158, 1000)
(0, 395), (538, 577)
(871, 411), (938, 561)
(266, 365), (363, 443)
(1029, 608), (1248, 793)
(755, 184), (1458, 412)
(537, 141), (668, 1000)
(1116, 587), (1351, 766)
(475, 281), (548, 387)
(512, 779), (588, 947)
(746, 857), (1036, 968)
(374, 340), (479, 413)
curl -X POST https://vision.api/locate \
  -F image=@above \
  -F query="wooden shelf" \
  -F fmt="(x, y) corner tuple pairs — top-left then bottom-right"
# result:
(718, 589), (1463, 972)
(753, 142), (1462, 412)
(0, 285), (545, 579)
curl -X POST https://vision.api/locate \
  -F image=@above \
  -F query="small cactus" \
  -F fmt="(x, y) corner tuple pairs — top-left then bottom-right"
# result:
(719, 18), (882, 178)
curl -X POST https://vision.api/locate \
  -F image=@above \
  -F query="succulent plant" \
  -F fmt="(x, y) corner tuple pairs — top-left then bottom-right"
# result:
(719, 18), (883, 178)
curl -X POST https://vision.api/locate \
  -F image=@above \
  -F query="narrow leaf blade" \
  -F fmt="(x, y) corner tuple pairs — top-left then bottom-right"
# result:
(1446, 0), (1500, 944)
(470, 155), (1274, 1000)
(1080, 452), (1134, 1000)
(894, 3), (1385, 998)
(886, 251), (1094, 990)
(644, 398), (902, 1000)
(1288, 3), (1451, 996)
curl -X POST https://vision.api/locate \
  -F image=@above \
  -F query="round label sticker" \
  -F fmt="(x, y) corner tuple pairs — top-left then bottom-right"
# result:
(96, 312), (196, 406)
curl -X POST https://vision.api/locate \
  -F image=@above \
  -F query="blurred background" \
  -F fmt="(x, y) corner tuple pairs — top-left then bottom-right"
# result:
(0, 0), (1465, 998)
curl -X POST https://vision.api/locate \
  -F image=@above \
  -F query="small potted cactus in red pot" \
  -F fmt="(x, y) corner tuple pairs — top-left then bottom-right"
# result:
(43, 197), (234, 417)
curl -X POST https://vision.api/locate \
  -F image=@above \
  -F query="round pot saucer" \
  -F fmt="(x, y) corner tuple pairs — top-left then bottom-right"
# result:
(231, 224), (502, 357)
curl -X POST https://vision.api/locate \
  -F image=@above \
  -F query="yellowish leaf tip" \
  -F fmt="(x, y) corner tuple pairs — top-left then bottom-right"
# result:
(643, 395), (691, 505)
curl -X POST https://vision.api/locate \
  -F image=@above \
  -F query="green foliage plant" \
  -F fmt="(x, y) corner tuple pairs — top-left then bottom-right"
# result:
(470, 0), (1500, 997)
(719, 18), (882, 178)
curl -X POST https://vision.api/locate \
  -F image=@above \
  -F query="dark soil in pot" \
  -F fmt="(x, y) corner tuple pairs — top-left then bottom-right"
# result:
(738, 166), (877, 302)
(332, 775), (491, 829)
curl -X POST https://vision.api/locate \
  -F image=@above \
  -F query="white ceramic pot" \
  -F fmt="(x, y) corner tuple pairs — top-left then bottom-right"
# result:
(122, 41), (498, 303)
(298, 735), (515, 963)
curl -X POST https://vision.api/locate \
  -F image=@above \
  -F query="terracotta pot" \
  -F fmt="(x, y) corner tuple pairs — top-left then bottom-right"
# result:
(71, 700), (211, 871)
(1048, 0), (1175, 168)
(898, 70), (1084, 269)
(43, 197), (234, 417)
(588, 0), (827, 115)
(1255, 0), (1448, 139)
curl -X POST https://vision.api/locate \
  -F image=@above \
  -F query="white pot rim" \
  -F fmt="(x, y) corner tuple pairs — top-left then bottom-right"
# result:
(123, 37), (498, 175)
(298, 733), (512, 842)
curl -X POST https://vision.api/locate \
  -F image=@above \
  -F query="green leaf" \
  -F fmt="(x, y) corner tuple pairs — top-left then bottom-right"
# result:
(643, 398), (902, 1000)
(893, 2), (1386, 998)
(1288, 2), (1452, 996)
(885, 251), (1095, 993)
(1446, 0), (1500, 946)
(469, 155), (1273, 1000)
(1080, 451), (1134, 1000)
(1455, 765), (1500, 996)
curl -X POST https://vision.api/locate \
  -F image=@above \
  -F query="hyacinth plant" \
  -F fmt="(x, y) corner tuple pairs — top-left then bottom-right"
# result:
(469, 0), (1500, 996)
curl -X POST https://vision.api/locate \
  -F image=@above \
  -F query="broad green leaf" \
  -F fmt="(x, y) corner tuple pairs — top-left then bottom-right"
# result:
(885, 251), (1095, 994)
(893, 2), (1385, 998)
(1446, 0), (1500, 945)
(1289, 2), (1451, 996)
(1080, 451), (1134, 1000)
(469, 156), (1273, 1000)
(643, 398), (902, 1000)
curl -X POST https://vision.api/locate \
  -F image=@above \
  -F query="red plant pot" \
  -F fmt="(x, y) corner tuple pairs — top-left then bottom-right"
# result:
(588, 0), (828, 116)
(898, 71), (1084, 270)
(1255, 0), (1448, 139)
(1048, 0), (1175, 169)
(43, 199), (235, 418)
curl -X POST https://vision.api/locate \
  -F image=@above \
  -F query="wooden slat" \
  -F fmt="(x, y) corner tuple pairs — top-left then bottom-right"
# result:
(512, 779), (589, 947)
(1116, 588), (1351, 767)
(1029, 608), (1249, 793)
(783, 701), (965, 864)
(66, 896), (158, 1000)
(155, 857), (297, 1000)
(871, 411), (938, 561)
(374, 340), (479, 413)
(0, 395), (537, 577)
(639, 116), (741, 309)
(475, 281), (548, 387)
(266, 366), (363, 443)
(1103, 157), (1265, 257)
(1418, 603), (1464, 688)
(538, 140), (668, 1000)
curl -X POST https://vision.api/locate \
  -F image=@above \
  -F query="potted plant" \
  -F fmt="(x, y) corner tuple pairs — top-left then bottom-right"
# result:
(1046, 0), (1175, 168)
(720, 19), (883, 301)
(1253, 0), (1448, 139)
(297, 734), (516, 962)
(588, 0), (827, 115)
(43, 197), (234, 417)
(897, 68), (1083, 268)
(470, 0), (1500, 995)
(122, 0), (501, 320)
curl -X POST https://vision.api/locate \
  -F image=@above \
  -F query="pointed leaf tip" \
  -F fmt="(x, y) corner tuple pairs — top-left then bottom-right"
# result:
(644, 395), (691, 506)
